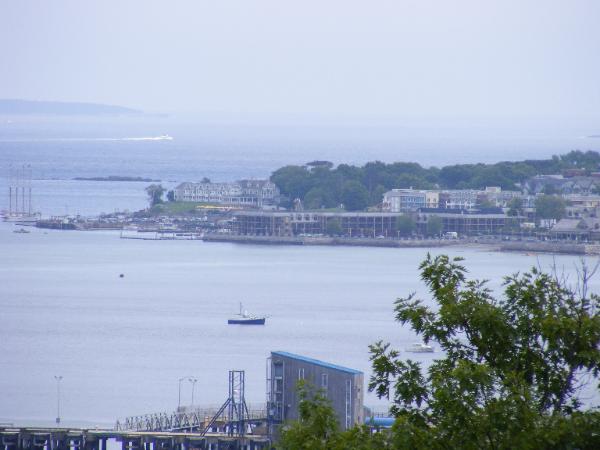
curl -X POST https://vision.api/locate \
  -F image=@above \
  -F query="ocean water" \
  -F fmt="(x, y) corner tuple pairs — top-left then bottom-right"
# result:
(1, 222), (599, 427)
(1, 116), (599, 427)
(1, 115), (599, 216)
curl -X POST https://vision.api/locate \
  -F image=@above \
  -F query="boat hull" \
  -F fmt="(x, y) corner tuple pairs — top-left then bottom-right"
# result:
(227, 318), (266, 325)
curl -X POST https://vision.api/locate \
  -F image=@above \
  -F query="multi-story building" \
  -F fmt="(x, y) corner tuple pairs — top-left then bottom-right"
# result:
(232, 209), (520, 237)
(417, 210), (522, 235)
(174, 179), (280, 208)
(233, 211), (403, 237)
(440, 189), (479, 210)
(563, 195), (600, 219)
(382, 189), (429, 212)
(478, 186), (522, 207)
(383, 187), (519, 212)
(267, 351), (364, 431)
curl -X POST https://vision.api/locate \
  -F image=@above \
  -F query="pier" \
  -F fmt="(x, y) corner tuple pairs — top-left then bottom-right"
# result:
(0, 427), (270, 450)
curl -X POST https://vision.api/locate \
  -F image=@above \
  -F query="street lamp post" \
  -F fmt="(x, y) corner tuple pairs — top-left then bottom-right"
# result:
(54, 375), (63, 425)
(178, 377), (187, 410)
(189, 378), (198, 407)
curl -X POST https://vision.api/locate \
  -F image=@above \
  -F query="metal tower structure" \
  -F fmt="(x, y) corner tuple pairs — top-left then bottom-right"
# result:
(201, 370), (250, 437)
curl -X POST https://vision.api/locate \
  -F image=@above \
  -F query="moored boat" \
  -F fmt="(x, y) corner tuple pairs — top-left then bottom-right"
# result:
(2, 212), (40, 223)
(405, 342), (434, 353)
(228, 303), (266, 325)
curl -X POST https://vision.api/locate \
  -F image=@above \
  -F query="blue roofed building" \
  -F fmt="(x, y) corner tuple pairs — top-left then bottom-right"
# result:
(267, 351), (364, 431)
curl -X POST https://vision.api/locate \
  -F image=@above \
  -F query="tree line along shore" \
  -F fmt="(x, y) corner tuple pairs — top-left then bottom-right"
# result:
(269, 150), (600, 211)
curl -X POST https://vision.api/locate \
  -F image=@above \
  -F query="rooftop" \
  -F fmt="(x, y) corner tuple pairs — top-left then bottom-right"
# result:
(271, 351), (363, 375)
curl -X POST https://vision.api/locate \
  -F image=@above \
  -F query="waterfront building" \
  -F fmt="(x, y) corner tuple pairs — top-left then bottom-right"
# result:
(440, 187), (520, 210)
(425, 191), (440, 209)
(267, 351), (364, 431)
(174, 179), (280, 208)
(233, 210), (403, 237)
(382, 189), (430, 212)
(232, 209), (519, 237)
(550, 217), (600, 241)
(417, 210), (522, 235)
(440, 189), (479, 210)
(563, 194), (600, 219)
(477, 186), (522, 207)
(383, 187), (521, 212)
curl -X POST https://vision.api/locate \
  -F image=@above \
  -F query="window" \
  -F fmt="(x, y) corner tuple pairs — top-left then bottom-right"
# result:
(275, 376), (283, 393)
(321, 373), (328, 389)
(345, 379), (352, 429)
(298, 368), (305, 380)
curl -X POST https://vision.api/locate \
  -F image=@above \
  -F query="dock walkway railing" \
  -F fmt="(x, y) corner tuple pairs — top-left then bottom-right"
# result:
(115, 404), (268, 432)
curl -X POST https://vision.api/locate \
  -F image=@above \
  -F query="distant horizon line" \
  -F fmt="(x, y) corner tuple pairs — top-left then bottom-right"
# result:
(1, 98), (600, 125)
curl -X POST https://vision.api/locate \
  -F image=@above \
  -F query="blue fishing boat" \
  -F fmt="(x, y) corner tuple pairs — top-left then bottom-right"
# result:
(228, 303), (266, 325)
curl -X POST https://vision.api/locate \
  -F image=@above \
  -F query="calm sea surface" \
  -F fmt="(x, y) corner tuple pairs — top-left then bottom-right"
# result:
(1, 222), (599, 427)
(1, 117), (599, 427)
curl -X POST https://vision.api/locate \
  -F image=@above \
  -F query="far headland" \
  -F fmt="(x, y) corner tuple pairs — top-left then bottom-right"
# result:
(0, 98), (142, 116)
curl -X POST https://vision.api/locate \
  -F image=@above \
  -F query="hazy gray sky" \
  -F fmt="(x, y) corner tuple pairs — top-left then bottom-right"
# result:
(1, 0), (599, 119)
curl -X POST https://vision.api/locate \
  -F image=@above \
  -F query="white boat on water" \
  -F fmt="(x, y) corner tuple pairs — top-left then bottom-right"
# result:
(2, 212), (40, 223)
(405, 342), (434, 353)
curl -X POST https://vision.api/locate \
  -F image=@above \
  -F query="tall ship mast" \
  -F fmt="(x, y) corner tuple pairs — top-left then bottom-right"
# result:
(3, 164), (39, 222)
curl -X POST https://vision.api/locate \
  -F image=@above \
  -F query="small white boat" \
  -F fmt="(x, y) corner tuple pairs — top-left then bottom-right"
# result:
(13, 228), (31, 234)
(405, 342), (434, 353)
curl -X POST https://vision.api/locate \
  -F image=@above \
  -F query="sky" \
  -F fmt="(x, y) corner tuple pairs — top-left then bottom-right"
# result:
(1, 0), (600, 120)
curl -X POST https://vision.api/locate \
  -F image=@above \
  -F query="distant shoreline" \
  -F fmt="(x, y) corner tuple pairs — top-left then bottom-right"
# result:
(0, 98), (141, 116)
(73, 176), (160, 182)
(201, 234), (599, 255)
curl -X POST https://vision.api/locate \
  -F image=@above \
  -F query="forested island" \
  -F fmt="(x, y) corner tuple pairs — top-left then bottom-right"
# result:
(271, 150), (600, 210)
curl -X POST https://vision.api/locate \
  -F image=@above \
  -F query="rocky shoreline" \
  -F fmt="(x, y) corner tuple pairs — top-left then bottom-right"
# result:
(202, 234), (600, 255)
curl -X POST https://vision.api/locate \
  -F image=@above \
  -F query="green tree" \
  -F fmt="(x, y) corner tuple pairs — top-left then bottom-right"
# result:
(326, 219), (343, 236)
(277, 381), (341, 450)
(395, 215), (416, 237)
(341, 181), (369, 211)
(270, 165), (312, 202)
(536, 194), (566, 220)
(507, 197), (523, 216)
(145, 184), (165, 207)
(166, 190), (175, 202)
(425, 215), (443, 237)
(304, 187), (332, 210)
(370, 184), (388, 206)
(369, 254), (600, 449)
(276, 382), (389, 450)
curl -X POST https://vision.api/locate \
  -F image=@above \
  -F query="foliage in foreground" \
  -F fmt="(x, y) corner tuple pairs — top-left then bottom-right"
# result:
(276, 381), (388, 450)
(277, 255), (600, 449)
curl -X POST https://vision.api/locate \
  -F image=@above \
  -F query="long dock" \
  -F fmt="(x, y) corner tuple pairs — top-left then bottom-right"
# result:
(0, 427), (270, 450)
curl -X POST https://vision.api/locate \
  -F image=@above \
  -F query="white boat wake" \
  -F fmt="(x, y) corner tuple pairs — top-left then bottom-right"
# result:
(122, 135), (173, 141)
(0, 135), (174, 142)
